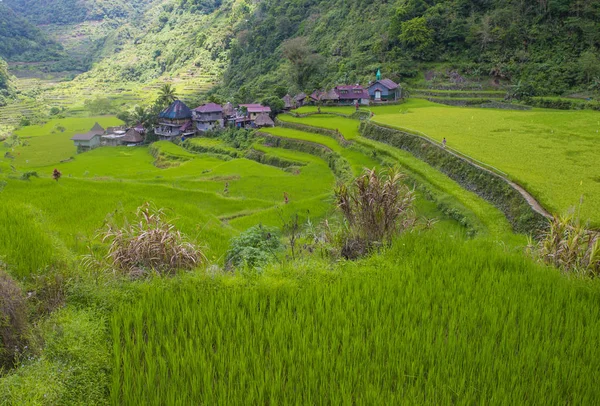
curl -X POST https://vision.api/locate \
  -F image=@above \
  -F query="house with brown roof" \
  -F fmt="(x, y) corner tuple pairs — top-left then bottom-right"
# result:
(238, 104), (272, 120)
(334, 85), (370, 105)
(234, 104), (272, 128)
(294, 92), (308, 107)
(193, 103), (224, 132)
(71, 123), (105, 152)
(121, 129), (144, 146)
(223, 102), (236, 119)
(282, 94), (295, 110)
(254, 113), (275, 128)
(368, 79), (401, 102)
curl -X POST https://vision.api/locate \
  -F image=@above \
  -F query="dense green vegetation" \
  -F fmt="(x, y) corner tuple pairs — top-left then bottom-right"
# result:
(220, 0), (600, 98)
(3, 0), (159, 25)
(0, 3), (64, 62)
(0, 58), (14, 106)
(1, 109), (599, 404)
(1, 0), (600, 403)
(110, 232), (600, 404)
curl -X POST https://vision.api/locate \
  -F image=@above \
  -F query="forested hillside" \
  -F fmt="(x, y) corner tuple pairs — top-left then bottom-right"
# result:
(3, 0), (160, 25)
(0, 3), (64, 62)
(0, 58), (14, 106)
(222, 0), (600, 97)
(2, 0), (600, 98)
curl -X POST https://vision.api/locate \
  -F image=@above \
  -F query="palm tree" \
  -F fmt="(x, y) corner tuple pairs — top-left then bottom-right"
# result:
(158, 84), (177, 106)
(132, 105), (148, 126)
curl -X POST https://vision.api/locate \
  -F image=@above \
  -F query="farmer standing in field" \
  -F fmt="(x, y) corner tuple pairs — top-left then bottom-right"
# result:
(442, 138), (447, 148)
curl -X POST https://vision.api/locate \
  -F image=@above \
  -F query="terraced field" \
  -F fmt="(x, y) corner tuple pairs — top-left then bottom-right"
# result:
(3, 109), (600, 405)
(296, 101), (600, 225)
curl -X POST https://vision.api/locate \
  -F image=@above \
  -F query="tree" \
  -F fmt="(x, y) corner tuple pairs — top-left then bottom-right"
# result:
(282, 37), (322, 89)
(261, 96), (285, 117)
(399, 17), (433, 52)
(132, 105), (149, 126)
(579, 50), (600, 84)
(157, 84), (177, 107)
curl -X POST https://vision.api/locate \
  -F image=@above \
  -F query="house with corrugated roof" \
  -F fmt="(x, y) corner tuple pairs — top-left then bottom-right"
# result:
(233, 104), (272, 128)
(334, 85), (370, 105)
(155, 100), (195, 139)
(368, 79), (401, 102)
(193, 103), (224, 132)
(71, 122), (105, 152)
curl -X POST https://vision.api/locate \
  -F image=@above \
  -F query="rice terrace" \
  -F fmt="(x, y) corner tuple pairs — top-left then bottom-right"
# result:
(1, 0), (600, 404)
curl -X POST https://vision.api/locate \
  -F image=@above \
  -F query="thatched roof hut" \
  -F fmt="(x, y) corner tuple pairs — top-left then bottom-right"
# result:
(320, 89), (340, 102)
(282, 94), (294, 109)
(121, 128), (144, 144)
(223, 102), (236, 117)
(254, 113), (275, 128)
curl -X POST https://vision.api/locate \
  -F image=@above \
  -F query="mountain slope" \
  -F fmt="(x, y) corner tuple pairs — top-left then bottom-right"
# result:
(0, 57), (14, 100)
(0, 3), (64, 62)
(220, 0), (600, 97)
(3, 0), (158, 25)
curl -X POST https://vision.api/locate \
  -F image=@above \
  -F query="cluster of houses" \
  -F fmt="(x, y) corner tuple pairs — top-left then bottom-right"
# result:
(71, 123), (145, 152)
(154, 101), (275, 140)
(288, 77), (402, 108)
(71, 73), (402, 152)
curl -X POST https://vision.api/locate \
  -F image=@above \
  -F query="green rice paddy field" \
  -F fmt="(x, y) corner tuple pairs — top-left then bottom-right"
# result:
(1, 107), (600, 404)
(298, 100), (600, 224)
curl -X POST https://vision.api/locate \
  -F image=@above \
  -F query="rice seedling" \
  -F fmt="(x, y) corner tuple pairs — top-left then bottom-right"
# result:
(109, 231), (600, 405)
(369, 99), (600, 224)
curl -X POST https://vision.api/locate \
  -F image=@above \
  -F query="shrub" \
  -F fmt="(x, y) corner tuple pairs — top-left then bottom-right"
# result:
(20, 171), (38, 181)
(101, 203), (204, 277)
(529, 213), (600, 276)
(225, 225), (282, 270)
(335, 167), (416, 259)
(0, 268), (28, 369)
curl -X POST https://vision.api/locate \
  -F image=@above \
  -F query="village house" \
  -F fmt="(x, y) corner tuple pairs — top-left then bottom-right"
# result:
(334, 85), (370, 106)
(193, 102), (224, 132)
(254, 113), (275, 128)
(282, 94), (295, 110)
(101, 128), (127, 147)
(71, 122), (105, 152)
(121, 128), (145, 146)
(235, 104), (272, 128)
(368, 79), (401, 102)
(309, 89), (344, 105)
(294, 93), (308, 107)
(239, 104), (271, 120)
(155, 100), (195, 140)
(223, 102), (236, 120)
